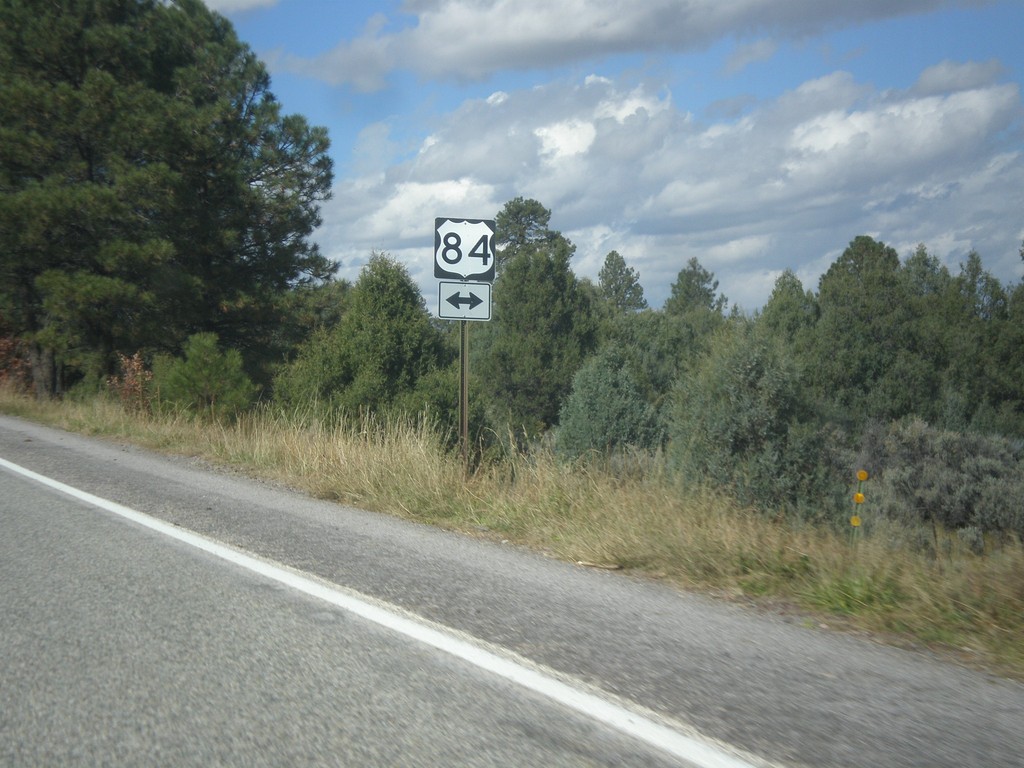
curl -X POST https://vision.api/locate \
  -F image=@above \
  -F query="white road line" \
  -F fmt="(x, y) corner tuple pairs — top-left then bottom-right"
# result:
(0, 456), (766, 768)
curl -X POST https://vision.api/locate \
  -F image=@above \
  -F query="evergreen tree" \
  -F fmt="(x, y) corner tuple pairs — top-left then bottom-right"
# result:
(990, 280), (1024, 436)
(956, 251), (1008, 322)
(902, 244), (952, 299)
(493, 196), (557, 273)
(480, 235), (597, 436)
(152, 332), (255, 419)
(898, 245), (958, 427)
(273, 279), (353, 363)
(809, 236), (932, 426)
(670, 321), (833, 515)
(0, 0), (333, 395)
(274, 254), (451, 415)
(656, 257), (728, 382)
(945, 253), (1022, 435)
(557, 347), (661, 459)
(664, 257), (727, 316)
(597, 250), (647, 313)
(601, 308), (690, 430)
(758, 269), (817, 344)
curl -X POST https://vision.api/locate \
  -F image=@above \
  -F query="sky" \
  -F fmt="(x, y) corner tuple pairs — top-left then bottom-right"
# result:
(205, 0), (1024, 312)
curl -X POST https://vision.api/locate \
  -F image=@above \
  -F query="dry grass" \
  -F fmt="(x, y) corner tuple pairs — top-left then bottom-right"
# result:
(3, 386), (1022, 679)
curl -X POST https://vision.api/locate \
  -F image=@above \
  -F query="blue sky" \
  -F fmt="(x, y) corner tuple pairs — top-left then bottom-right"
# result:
(207, 0), (1024, 311)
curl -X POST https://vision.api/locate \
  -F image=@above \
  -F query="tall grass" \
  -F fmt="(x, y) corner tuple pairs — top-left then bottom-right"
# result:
(2, 386), (1022, 679)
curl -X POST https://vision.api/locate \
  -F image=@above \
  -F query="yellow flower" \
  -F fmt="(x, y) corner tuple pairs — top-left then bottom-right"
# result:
(850, 515), (862, 527)
(853, 492), (865, 504)
(857, 469), (869, 482)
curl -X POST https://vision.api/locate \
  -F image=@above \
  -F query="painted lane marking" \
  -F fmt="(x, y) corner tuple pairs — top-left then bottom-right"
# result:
(0, 456), (767, 768)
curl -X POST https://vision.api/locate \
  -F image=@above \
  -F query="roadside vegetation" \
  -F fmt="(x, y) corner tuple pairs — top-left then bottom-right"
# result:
(2, 1), (1022, 680)
(2, 387), (1022, 680)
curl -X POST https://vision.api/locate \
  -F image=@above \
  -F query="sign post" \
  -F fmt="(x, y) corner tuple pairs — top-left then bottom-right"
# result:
(433, 217), (495, 475)
(460, 319), (469, 474)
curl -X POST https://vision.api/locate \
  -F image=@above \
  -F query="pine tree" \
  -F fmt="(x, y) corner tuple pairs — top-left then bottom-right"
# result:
(664, 257), (726, 316)
(480, 236), (596, 436)
(809, 236), (927, 425)
(0, 0), (333, 394)
(597, 250), (647, 313)
(274, 254), (451, 415)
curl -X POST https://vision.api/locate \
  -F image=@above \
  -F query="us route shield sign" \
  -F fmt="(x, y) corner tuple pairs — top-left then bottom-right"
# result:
(438, 281), (491, 321)
(434, 218), (496, 282)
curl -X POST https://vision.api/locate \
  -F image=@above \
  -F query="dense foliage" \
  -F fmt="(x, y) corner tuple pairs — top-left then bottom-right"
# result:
(274, 254), (452, 417)
(476, 203), (1023, 537)
(152, 332), (255, 418)
(0, 0), (333, 395)
(598, 250), (647, 313)
(669, 321), (836, 516)
(475, 200), (597, 437)
(858, 419), (1024, 539)
(557, 347), (661, 458)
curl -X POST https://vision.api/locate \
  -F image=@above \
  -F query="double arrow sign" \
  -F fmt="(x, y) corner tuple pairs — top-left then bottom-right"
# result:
(438, 281), (491, 321)
(446, 290), (483, 310)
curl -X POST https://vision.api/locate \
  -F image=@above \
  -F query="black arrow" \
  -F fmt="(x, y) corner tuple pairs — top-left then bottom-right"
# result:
(446, 291), (483, 310)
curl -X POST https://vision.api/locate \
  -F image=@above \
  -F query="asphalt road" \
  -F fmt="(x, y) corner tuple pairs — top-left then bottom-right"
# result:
(1, 415), (1022, 767)
(0, 466), (691, 767)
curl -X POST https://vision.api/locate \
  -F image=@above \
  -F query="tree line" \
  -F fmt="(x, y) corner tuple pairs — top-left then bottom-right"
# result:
(2, 1), (1022, 538)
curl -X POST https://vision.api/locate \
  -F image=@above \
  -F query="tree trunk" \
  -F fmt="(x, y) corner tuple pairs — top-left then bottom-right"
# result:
(28, 343), (56, 399)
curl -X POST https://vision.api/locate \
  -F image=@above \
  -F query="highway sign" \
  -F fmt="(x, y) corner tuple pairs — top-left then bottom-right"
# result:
(438, 281), (491, 321)
(434, 218), (496, 282)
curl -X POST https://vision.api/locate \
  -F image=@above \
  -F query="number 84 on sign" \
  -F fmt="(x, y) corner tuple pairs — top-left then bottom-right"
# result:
(434, 218), (496, 282)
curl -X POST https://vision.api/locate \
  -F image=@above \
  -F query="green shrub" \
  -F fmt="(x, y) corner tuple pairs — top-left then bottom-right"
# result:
(669, 322), (839, 517)
(556, 347), (662, 459)
(858, 419), (1024, 537)
(152, 333), (255, 419)
(274, 254), (451, 415)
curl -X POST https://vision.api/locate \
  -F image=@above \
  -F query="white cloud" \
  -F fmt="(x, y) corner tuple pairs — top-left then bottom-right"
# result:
(285, 0), (984, 90)
(340, 177), (498, 244)
(535, 120), (597, 160)
(706, 235), (774, 265)
(350, 123), (404, 176)
(914, 59), (1004, 95)
(595, 85), (670, 122)
(784, 85), (1020, 188)
(316, 63), (1023, 310)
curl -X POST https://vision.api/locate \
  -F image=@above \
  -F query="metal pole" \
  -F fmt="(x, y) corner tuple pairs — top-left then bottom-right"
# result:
(460, 319), (469, 477)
